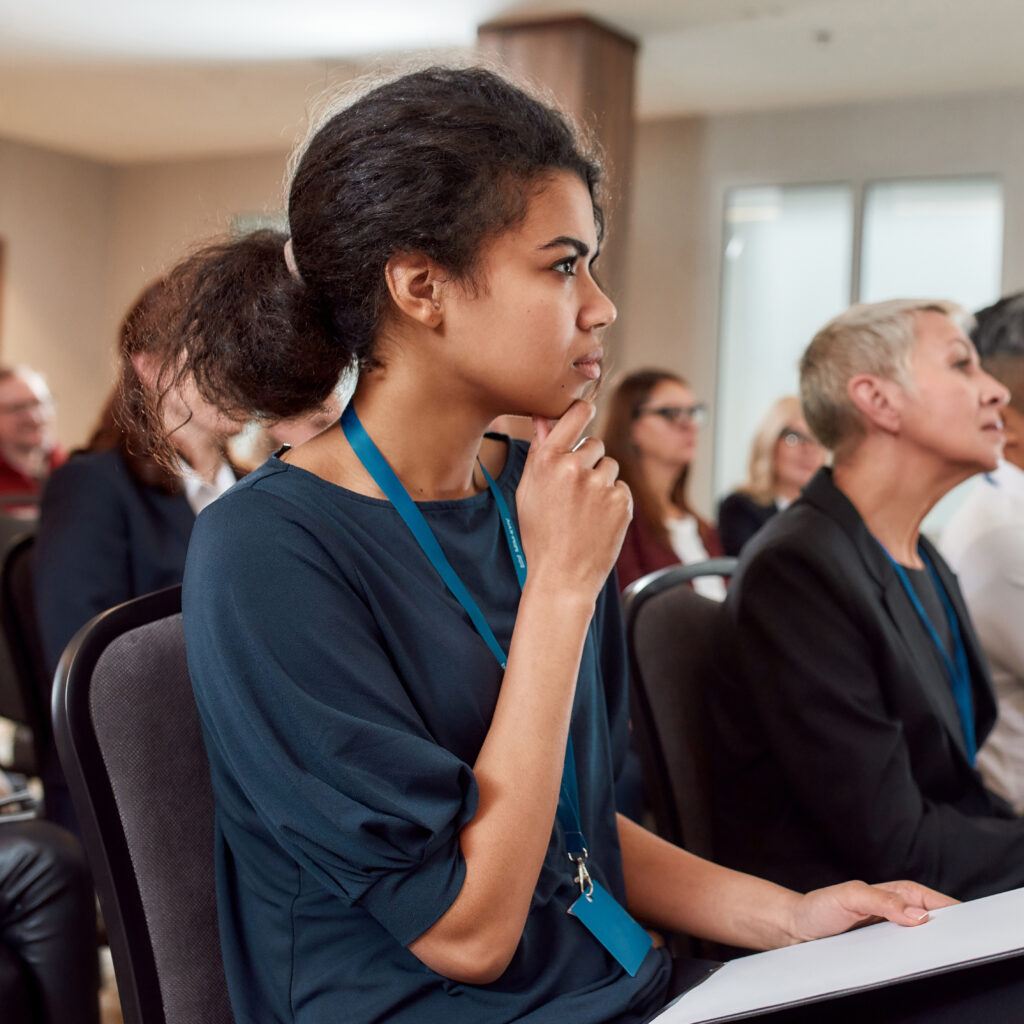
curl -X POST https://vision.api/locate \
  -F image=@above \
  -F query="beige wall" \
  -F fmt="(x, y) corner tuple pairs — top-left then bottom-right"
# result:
(0, 140), (115, 446)
(105, 150), (289, 350)
(0, 140), (289, 449)
(7, 84), (1024, 489)
(620, 87), (1024, 515)
(615, 116), (713, 511)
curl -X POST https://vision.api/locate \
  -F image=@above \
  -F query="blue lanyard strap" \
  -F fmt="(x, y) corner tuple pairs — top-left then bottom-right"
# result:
(879, 543), (977, 764)
(476, 460), (527, 588)
(341, 405), (590, 865)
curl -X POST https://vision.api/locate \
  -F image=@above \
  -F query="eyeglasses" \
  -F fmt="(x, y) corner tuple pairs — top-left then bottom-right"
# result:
(779, 428), (817, 448)
(637, 403), (708, 427)
(0, 399), (50, 416)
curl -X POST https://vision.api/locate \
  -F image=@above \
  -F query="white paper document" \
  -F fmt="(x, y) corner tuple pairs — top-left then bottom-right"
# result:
(651, 886), (1024, 1023)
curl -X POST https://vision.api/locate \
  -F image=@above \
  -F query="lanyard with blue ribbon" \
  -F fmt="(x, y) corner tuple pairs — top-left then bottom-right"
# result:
(340, 404), (651, 975)
(879, 543), (977, 764)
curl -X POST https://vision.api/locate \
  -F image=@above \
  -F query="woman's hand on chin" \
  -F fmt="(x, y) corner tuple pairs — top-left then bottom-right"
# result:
(515, 399), (632, 604)
(783, 879), (958, 945)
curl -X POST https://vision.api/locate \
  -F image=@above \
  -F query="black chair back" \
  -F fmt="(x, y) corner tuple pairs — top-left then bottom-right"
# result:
(622, 558), (737, 858)
(0, 533), (48, 775)
(52, 585), (234, 1024)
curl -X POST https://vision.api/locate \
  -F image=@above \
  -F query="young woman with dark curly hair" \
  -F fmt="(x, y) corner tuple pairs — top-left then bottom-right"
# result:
(151, 67), (959, 1024)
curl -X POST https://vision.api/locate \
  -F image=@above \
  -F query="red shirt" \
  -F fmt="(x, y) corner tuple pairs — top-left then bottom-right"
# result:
(0, 445), (67, 516)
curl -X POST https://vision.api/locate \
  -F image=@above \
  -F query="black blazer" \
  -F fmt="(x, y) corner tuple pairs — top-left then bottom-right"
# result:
(717, 491), (778, 557)
(710, 467), (1024, 901)
(34, 449), (198, 675)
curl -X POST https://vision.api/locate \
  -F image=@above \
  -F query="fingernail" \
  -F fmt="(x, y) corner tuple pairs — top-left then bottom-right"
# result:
(909, 907), (929, 921)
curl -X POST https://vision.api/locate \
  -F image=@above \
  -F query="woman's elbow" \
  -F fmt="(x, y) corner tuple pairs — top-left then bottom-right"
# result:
(409, 926), (518, 986)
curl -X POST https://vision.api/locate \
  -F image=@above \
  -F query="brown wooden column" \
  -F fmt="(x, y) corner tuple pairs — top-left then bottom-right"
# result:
(477, 16), (638, 311)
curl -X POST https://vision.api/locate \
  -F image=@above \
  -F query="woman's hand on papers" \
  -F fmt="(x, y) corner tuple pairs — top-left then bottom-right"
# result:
(786, 880), (958, 944)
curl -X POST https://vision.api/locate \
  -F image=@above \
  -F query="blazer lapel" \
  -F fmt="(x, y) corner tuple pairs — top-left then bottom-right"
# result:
(877, 572), (973, 762)
(801, 469), (976, 762)
(920, 536), (998, 741)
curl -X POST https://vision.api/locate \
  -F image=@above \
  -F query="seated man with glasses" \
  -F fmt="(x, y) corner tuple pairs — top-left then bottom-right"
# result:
(717, 395), (828, 556)
(0, 366), (65, 519)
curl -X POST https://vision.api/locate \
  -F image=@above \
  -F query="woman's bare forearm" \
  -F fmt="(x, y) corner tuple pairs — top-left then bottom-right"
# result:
(617, 815), (953, 952)
(408, 579), (595, 982)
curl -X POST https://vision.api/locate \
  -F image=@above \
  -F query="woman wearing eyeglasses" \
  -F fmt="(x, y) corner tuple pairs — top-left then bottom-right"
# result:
(717, 395), (828, 557)
(602, 369), (724, 595)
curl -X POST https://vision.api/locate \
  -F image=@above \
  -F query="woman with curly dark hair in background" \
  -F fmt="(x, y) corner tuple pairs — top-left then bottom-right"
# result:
(33, 277), (244, 832)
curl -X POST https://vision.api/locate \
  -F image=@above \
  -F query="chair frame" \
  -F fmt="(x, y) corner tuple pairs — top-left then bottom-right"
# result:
(52, 584), (184, 1024)
(621, 558), (737, 851)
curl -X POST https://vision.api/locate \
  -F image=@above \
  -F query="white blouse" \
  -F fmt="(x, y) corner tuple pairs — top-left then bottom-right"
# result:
(665, 514), (727, 602)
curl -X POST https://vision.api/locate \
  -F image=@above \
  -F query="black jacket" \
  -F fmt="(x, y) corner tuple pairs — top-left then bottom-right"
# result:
(34, 448), (197, 675)
(710, 467), (1024, 901)
(717, 491), (778, 556)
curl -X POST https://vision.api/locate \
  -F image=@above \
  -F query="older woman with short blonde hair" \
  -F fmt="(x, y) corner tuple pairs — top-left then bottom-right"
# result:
(711, 297), (1024, 905)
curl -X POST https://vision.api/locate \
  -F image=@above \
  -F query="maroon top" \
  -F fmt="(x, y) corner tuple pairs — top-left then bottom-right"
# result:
(615, 506), (723, 592)
(0, 445), (66, 516)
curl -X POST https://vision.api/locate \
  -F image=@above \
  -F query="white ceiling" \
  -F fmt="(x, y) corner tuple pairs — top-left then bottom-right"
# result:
(3, 0), (1024, 164)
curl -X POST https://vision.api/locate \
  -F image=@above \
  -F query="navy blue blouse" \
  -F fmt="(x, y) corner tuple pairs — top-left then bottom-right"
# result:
(183, 439), (671, 1024)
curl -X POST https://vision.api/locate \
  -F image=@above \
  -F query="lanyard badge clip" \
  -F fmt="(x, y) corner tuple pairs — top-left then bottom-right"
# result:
(572, 853), (594, 899)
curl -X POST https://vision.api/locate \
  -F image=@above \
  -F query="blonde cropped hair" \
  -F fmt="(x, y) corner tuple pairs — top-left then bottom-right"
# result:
(740, 395), (804, 505)
(799, 298), (971, 456)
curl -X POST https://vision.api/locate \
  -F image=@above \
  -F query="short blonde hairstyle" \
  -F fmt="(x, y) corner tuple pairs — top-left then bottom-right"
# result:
(740, 395), (804, 505)
(799, 298), (971, 455)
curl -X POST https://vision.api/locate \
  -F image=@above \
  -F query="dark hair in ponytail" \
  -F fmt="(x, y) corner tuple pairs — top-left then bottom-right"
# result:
(157, 65), (603, 426)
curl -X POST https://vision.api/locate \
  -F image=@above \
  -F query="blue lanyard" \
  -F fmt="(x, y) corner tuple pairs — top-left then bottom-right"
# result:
(879, 543), (977, 764)
(341, 405), (591, 867)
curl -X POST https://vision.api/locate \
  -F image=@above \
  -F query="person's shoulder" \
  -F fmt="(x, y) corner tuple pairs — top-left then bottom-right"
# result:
(192, 456), (365, 557)
(719, 490), (757, 510)
(187, 460), (322, 584)
(942, 509), (1024, 581)
(946, 475), (1024, 557)
(732, 492), (850, 602)
(480, 433), (529, 489)
(719, 491), (768, 517)
(192, 457), (294, 527)
(747, 494), (832, 552)
(53, 447), (122, 475)
(42, 448), (127, 498)
(47, 444), (69, 471)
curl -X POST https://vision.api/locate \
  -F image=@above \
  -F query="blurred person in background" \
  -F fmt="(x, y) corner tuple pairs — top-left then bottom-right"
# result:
(941, 292), (1024, 813)
(602, 368), (724, 597)
(717, 395), (827, 556)
(0, 365), (65, 517)
(33, 277), (245, 834)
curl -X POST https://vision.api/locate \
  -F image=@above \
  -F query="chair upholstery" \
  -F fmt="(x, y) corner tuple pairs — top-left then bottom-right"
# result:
(0, 533), (48, 776)
(52, 585), (234, 1024)
(621, 558), (737, 858)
